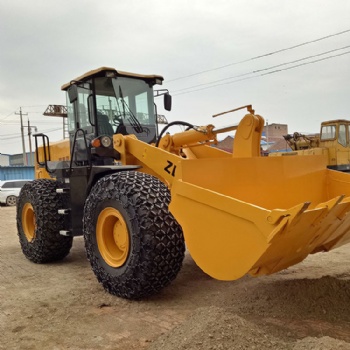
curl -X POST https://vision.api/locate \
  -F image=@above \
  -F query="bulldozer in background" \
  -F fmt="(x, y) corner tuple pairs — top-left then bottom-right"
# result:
(279, 120), (350, 172)
(16, 67), (350, 299)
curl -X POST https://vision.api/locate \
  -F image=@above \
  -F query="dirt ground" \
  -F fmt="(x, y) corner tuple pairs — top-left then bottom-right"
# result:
(1, 206), (350, 350)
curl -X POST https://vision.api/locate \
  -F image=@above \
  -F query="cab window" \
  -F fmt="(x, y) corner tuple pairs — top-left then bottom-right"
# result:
(320, 125), (336, 140)
(66, 84), (93, 133)
(338, 124), (347, 146)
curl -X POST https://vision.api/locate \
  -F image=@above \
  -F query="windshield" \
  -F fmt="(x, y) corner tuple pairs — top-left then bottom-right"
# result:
(94, 76), (157, 143)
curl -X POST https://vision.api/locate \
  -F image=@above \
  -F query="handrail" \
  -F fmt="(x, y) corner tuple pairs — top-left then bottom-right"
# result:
(69, 128), (92, 174)
(33, 133), (53, 174)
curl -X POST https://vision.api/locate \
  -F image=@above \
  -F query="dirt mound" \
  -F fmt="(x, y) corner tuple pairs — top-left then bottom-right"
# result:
(149, 306), (350, 350)
(148, 306), (289, 350)
(293, 336), (350, 350)
(227, 276), (350, 323)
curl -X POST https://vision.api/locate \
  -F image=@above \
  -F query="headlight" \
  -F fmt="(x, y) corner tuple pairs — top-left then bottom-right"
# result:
(101, 136), (112, 148)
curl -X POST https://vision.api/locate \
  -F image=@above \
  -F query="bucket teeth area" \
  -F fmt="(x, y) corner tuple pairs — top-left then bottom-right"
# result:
(251, 196), (350, 277)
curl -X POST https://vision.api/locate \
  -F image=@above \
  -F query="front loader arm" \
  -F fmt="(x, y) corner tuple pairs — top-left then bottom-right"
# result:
(113, 133), (183, 187)
(113, 112), (265, 186)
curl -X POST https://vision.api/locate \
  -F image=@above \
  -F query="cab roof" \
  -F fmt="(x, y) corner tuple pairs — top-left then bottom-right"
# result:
(321, 119), (350, 126)
(61, 67), (164, 91)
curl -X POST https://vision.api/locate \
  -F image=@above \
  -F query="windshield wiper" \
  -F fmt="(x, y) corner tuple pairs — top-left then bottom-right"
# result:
(118, 86), (144, 134)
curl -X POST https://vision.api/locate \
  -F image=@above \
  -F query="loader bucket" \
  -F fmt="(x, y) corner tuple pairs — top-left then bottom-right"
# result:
(169, 154), (350, 280)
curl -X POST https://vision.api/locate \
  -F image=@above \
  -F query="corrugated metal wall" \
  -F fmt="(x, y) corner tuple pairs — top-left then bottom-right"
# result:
(0, 166), (35, 181)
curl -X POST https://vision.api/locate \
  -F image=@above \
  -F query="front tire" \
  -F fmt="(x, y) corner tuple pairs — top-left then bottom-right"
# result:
(83, 171), (185, 299)
(16, 179), (73, 263)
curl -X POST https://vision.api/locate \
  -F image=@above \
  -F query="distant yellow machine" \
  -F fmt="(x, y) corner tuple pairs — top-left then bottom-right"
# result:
(16, 67), (350, 299)
(279, 119), (350, 172)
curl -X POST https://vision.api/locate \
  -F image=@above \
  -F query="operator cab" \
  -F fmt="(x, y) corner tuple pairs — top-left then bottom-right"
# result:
(320, 120), (350, 147)
(61, 67), (171, 164)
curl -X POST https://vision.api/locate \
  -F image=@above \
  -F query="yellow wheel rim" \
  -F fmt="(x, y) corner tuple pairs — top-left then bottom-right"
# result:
(22, 203), (36, 242)
(96, 207), (130, 268)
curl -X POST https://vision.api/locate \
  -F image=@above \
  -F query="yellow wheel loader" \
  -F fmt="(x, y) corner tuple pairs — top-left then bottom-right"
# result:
(280, 120), (350, 172)
(16, 67), (350, 299)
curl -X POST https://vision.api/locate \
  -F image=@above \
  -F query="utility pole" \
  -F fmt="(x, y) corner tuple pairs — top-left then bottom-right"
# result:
(26, 120), (37, 166)
(28, 119), (32, 165)
(15, 107), (28, 165)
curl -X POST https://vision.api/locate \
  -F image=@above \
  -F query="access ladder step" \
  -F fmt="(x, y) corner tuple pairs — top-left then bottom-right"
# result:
(59, 230), (72, 237)
(58, 209), (71, 215)
(56, 188), (70, 194)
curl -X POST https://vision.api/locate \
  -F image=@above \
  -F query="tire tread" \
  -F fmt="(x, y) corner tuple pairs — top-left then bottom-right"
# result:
(16, 179), (73, 263)
(84, 171), (185, 299)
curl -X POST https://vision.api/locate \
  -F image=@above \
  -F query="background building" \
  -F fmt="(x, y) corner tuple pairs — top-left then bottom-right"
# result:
(0, 154), (10, 166)
(0, 152), (35, 181)
(10, 152), (35, 166)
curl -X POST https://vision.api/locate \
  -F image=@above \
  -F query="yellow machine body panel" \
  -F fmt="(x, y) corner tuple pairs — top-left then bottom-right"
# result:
(269, 147), (328, 159)
(35, 139), (70, 179)
(114, 113), (350, 281)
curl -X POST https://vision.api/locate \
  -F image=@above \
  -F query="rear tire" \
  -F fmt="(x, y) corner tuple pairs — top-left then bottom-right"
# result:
(6, 195), (17, 206)
(83, 171), (185, 299)
(16, 179), (73, 263)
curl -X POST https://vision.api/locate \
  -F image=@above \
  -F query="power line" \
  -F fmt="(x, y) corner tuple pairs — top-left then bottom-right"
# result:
(0, 111), (16, 122)
(173, 50), (350, 96)
(0, 127), (62, 141)
(0, 106), (48, 122)
(262, 50), (350, 75)
(173, 45), (350, 93)
(168, 28), (350, 83)
(42, 127), (63, 133)
(0, 131), (22, 137)
(0, 118), (63, 125)
(0, 135), (22, 141)
(20, 105), (48, 108)
(0, 122), (20, 125)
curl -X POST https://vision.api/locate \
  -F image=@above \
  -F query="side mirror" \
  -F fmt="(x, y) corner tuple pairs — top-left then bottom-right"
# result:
(67, 85), (78, 103)
(164, 93), (172, 111)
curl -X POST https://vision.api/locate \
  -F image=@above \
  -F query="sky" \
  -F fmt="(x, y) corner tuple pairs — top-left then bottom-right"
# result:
(1, 0), (350, 155)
